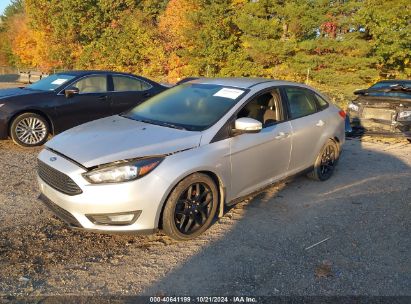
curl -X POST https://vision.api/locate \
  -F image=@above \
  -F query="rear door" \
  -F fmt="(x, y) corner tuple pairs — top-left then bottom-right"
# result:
(54, 74), (111, 132)
(282, 86), (326, 173)
(108, 74), (155, 114)
(229, 88), (292, 199)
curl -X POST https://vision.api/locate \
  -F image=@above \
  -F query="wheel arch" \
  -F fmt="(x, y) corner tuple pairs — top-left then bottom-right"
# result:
(8, 109), (55, 136)
(156, 169), (226, 229)
(331, 136), (342, 154)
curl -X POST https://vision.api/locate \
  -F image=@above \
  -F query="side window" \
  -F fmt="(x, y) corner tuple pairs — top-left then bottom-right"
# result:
(112, 76), (152, 92)
(315, 94), (329, 110)
(284, 87), (317, 119)
(237, 89), (282, 128)
(72, 76), (107, 93)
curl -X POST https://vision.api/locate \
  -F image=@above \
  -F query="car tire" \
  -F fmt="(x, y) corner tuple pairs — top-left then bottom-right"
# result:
(162, 173), (219, 241)
(10, 113), (50, 147)
(407, 139), (411, 144)
(307, 140), (339, 181)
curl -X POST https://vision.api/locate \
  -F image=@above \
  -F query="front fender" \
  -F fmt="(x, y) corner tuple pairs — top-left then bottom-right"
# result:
(152, 140), (231, 227)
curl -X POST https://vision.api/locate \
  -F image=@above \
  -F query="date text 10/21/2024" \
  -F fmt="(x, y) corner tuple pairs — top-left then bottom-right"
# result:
(149, 297), (258, 303)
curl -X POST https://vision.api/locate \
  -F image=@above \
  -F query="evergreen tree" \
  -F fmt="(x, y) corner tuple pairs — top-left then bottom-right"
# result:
(0, 0), (408, 104)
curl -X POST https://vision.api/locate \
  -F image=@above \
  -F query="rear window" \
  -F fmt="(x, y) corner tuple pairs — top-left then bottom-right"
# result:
(369, 81), (411, 99)
(370, 81), (411, 89)
(315, 94), (329, 110)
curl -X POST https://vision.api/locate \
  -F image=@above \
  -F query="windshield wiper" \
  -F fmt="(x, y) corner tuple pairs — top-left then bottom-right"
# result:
(151, 121), (187, 130)
(120, 115), (187, 130)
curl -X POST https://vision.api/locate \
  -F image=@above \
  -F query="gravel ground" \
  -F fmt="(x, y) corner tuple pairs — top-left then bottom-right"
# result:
(0, 82), (410, 297)
(0, 137), (410, 297)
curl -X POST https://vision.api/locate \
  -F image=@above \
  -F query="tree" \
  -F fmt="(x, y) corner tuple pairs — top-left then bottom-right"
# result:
(77, 11), (166, 79)
(0, 0), (24, 66)
(0, 0), (408, 105)
(181, 0), (240, 78)
(357, 0), (411, 77)
(158, 0), (200, 81)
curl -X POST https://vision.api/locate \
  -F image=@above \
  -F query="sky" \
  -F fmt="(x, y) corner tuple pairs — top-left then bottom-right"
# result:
(0, 0), (12, 16)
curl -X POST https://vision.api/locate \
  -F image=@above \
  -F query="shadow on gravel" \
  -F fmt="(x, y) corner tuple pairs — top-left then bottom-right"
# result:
(141, 139), (411, 296)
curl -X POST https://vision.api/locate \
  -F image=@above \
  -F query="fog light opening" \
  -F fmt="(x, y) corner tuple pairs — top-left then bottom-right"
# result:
(86, 210), (141, 226)
(108, 214), (135, 222)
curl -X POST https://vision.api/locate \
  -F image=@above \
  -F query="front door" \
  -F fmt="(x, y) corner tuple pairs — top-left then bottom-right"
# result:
(229, 89), (292, 200)
(54, 74), (111, 132)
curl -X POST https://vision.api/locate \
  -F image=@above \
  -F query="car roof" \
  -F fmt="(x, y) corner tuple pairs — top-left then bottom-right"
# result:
(189, 77), (307, 89)
(56, 70), (138, 77)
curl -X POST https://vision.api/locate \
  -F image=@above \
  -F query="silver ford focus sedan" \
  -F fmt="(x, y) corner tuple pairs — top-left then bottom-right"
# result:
(37, 78), (346, 240)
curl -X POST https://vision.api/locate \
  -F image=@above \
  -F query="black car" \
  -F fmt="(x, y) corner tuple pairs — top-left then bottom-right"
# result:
(347, 80), (411, 142)
(0, 71), (166, 147)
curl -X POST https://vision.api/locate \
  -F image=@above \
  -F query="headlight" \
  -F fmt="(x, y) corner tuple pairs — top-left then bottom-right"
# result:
(0, 104), (4, 108)
(83, 157), (164, 184)
(398, 110), (411, 121)
(348, 102), (359, 112)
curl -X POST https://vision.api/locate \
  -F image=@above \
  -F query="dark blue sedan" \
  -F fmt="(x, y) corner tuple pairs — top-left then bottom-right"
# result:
(0, 71), (166, 147)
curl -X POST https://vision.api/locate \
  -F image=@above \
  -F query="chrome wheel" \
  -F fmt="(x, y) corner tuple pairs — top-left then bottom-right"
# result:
(15, 117), (47, 145)
(174, 182), (214, 235)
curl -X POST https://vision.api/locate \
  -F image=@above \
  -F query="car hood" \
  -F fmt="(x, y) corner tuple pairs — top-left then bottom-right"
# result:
(0, 88), (44, 99)
(46, 115), (202, 168)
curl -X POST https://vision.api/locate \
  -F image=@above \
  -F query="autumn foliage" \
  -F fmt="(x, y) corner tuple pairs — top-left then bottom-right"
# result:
(0, 0), (410, 104)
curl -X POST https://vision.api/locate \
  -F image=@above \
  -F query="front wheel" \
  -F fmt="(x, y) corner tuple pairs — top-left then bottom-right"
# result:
(10, 113), (49, 147)
(162, 173), (219, 241)
(308, 140), (339, 181)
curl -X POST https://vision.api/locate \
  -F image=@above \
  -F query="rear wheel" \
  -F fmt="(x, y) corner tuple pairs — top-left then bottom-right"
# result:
(308, 140), (339, 181)
(162, 173), (218, 241)
(10, 113), (49, 147)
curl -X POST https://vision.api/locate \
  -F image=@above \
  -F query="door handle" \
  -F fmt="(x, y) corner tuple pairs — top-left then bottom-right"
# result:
(97, 95), (108, 101)
(316, 120), (325, 127)
(275, 132), (290, 140)
(143, 92), (152, 97)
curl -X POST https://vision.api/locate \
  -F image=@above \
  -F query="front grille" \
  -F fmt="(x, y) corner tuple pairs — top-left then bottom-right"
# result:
(38, 194), (82, 228)
(37, 160), (83, 196)
(362, 107), (395, 121)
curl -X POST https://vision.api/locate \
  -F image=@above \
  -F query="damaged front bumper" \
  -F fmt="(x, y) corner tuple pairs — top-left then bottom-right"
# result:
(348, 112), (411, 139)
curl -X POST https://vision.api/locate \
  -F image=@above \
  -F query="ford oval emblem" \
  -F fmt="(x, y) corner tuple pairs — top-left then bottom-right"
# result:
(50, 157), (57, 162)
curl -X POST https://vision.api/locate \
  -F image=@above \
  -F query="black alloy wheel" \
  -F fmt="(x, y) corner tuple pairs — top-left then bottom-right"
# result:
(174, 182), (213, 235)
(308, 140), (339, 181)
(319, 143), (337, 179)
(162, 173), (218, 240)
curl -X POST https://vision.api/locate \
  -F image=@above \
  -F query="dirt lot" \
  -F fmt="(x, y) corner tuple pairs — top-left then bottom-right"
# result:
(0, 81), (410, 297)
(0, 135), (410, 297)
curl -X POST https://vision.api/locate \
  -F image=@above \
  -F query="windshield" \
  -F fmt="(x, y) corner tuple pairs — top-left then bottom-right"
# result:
(370, 81), (411, 89)
(367, 81), (411, 98)
(123, 83), (246, 131)
(26, 74), (76, 91)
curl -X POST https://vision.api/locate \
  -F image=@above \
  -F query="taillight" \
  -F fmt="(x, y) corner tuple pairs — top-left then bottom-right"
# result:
(338, 110), (346, 119)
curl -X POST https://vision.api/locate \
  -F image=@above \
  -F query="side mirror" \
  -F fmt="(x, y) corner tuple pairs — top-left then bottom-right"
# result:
(64, 87), (79, 98)
(233, 117), (262, 135)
